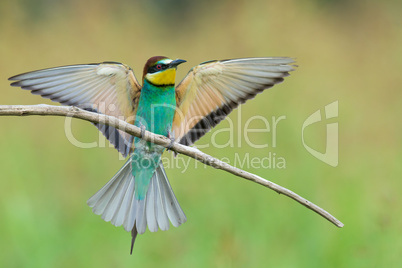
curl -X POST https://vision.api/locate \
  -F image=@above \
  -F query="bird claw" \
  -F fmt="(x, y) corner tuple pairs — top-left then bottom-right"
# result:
(139, 124), (146, 139)
(166, 130), (175, 151)
(167, 137), (175, 151)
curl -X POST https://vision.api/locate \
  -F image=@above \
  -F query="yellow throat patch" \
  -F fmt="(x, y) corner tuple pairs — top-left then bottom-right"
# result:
(145, 68), (176, 86)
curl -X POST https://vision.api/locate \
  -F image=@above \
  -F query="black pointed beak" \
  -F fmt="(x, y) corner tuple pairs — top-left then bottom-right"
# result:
(169, 59), (186, 68)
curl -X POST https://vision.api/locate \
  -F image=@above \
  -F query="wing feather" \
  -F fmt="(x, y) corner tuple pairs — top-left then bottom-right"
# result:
(9, 62), (142, 157)
(173, 57), (295, 145)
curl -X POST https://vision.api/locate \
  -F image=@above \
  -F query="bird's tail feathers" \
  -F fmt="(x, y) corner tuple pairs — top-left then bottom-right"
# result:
(87, 159), (186, 236)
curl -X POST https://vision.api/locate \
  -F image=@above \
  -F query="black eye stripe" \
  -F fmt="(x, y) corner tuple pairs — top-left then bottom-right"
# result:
(148, 63), (169, 74)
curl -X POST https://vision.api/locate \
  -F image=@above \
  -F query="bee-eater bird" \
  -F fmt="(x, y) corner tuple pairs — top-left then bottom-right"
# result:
(9, 56), (295, 253)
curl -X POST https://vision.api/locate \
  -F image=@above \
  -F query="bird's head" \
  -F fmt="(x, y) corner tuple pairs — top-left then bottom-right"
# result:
(143, 56), (186, 86)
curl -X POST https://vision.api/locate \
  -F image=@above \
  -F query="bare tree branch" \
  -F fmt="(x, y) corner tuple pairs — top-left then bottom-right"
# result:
(0, 104), (344, 228)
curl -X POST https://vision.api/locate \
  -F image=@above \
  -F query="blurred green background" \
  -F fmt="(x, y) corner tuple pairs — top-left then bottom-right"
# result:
(1, 0), (401, 267)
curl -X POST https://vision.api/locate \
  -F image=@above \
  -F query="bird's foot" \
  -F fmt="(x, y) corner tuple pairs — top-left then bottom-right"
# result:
(139, 124), (146, 139)
(166, 131), (175, 151)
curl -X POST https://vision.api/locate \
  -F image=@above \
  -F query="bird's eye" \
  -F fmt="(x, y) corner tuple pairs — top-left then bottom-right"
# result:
(156, 64), (162, 70)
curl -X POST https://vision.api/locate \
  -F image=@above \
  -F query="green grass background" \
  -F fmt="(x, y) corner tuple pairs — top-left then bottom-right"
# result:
(1, 0), (401, 267)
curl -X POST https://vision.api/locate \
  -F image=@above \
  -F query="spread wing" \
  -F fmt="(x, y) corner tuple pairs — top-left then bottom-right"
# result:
(172, 57), (296, 145)
(9, 62), (142, 157)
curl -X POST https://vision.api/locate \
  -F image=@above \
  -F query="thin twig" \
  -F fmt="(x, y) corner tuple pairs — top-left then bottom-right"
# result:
(0, 104), (344, 228)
